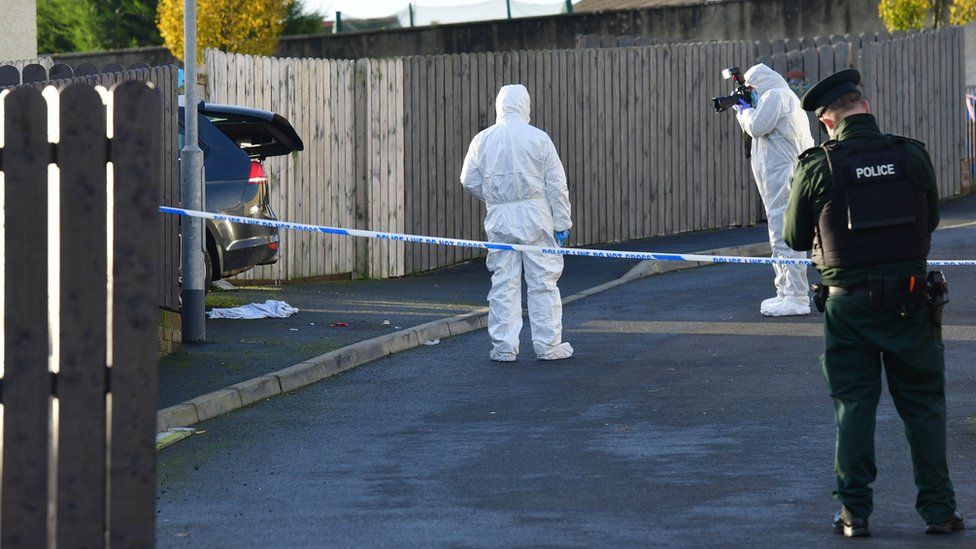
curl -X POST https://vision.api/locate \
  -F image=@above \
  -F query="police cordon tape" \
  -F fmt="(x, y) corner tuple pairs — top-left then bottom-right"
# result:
(159, 206), (976, 268)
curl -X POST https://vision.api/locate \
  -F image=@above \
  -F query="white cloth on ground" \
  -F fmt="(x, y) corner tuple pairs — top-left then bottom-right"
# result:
(207, 299), (299, 320)
(736, 64), (813, 307)
(460, 84), (573, 359)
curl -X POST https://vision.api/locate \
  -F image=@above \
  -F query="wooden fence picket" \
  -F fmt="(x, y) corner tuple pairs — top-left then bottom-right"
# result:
(1, 85), (51, 549)
(108, 80), (161, 547)
(56, 83), (109, 548)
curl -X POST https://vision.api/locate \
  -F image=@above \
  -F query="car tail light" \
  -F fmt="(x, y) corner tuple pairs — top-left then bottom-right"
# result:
(248, 161), (268, 185)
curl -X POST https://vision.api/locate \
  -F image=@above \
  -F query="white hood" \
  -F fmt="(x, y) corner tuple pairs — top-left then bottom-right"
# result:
(495, 84), (531, 123)
(744, 63), (790, 95)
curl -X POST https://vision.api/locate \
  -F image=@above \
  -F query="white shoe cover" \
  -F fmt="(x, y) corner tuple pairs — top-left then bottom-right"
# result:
(490, 350), (517, 362)
(760, 296), (782, 312)
(760, 296), (811, 317)
(537, 342), (574, 360)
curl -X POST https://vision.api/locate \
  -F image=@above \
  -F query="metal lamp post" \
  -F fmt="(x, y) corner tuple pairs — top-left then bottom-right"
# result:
(180, 0), (206, 342)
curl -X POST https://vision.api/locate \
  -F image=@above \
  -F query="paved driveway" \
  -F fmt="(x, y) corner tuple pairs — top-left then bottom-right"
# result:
(157, 223), (976, 548)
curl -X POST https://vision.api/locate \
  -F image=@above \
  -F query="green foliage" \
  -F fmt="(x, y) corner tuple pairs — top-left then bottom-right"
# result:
(92, 0), (163, 49)
(205, 293), (248, 310)
(283, 0), (325, 36)
(877, 0), (976, 30)
(37, 0), (163, 54)
(37, 0), (100, 53)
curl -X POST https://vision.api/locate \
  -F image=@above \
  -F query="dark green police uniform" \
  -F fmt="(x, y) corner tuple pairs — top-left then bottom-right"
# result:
(783, 74), (957, 526)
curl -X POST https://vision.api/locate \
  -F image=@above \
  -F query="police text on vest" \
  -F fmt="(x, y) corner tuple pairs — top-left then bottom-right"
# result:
(855, 164), (897, 179)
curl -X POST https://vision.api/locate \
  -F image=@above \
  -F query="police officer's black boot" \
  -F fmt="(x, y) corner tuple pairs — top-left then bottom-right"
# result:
(833, 506), (870, 537)
(925, 511), (965, 535)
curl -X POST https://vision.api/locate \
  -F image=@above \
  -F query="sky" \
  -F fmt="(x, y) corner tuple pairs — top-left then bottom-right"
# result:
(304, 0), (569, 20)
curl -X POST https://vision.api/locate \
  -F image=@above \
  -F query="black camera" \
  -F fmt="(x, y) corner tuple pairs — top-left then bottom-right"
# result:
(712, 66), (753, 113)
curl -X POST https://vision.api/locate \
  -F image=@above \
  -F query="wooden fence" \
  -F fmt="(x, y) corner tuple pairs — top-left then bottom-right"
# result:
(0, 62), (181, 310)
(206, 26), (966, 280)
(758, 30), (966, 200)
(0, 81), (160, 547)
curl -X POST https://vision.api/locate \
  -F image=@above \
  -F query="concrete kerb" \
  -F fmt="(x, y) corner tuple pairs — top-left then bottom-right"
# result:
(155, 240), (771, 436)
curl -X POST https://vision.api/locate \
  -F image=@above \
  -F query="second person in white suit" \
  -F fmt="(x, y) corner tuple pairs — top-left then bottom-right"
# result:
(460, 84), (574, 362)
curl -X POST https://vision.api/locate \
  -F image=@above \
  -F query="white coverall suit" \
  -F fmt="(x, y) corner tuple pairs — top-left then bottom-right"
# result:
(460, 84), (574, 361)
(736, 64), (814, 316)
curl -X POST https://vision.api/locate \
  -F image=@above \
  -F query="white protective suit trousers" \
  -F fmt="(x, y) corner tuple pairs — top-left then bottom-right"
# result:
(752, 158), (809, 302)
(486, 239), (565, 358)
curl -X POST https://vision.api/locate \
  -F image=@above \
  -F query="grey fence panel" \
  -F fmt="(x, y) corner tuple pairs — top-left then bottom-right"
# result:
(108, 80), (161, 547)
(609, 46), (621, 239)
(626, 47), (640, 236)
(834, 42), (851, 70)
(75, 62), (98, 76)
(663, 44), (676, 234)
(22, 63), (47, 83)
(157, 66), (180, 312)
(599, 47), (612, 235)
(637, 46), (651, 236)
(954, 28), (966, 195)
(56, 83), (109, 547)
(403, 57), (414, 273)
(417, 56), (431, 271)
(444, 55), (459, 267)
(0, 65), (18, 86)
(354, 59), (369, 278)
(967, 84), (975, 191)
(0, 86), (52, 549)
(49, 63), (73, 80)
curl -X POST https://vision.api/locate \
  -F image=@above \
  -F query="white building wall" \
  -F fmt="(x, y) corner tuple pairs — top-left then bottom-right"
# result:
(0, 0), (38, 62)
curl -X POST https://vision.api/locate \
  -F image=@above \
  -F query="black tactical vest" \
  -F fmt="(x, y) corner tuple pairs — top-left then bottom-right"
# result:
(814, 136), (930, 268)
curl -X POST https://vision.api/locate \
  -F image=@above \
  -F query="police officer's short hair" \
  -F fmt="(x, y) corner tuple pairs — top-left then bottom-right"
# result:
(822, 91), (864, 119)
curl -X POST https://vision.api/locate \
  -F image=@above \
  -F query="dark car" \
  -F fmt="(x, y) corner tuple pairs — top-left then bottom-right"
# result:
(179, 100), (304, 288)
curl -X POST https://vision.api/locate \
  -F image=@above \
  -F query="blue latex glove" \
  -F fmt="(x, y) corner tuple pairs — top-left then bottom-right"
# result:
(554, 230), (569, 247)
(731, 97), (752, 113)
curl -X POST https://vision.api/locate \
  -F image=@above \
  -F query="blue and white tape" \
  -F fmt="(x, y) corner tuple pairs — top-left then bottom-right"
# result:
(159, 206), (976, 268)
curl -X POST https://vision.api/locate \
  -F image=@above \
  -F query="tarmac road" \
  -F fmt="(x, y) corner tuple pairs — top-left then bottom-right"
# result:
(157, 222), (976, 548)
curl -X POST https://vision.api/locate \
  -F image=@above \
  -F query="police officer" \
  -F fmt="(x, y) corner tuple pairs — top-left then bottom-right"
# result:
(783, 69), (963, 538)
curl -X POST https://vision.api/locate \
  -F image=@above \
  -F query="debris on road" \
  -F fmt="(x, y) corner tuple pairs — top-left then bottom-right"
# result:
(156, 427), (197, 450)
(330, 322), (349, 327)
(423, 339), (440, 345)
(211, 279), (238, 291)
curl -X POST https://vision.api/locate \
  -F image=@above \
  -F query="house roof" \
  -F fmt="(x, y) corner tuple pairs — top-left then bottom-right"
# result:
(573, 0), (709, 12)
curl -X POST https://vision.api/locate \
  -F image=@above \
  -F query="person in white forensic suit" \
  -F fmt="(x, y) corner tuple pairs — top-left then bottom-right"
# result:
(735, 63), (815, 316)
(460, 84), (574, 362)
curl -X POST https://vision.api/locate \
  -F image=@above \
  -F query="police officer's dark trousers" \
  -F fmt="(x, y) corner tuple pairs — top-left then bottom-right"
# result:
(821, 293), (956, 523)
